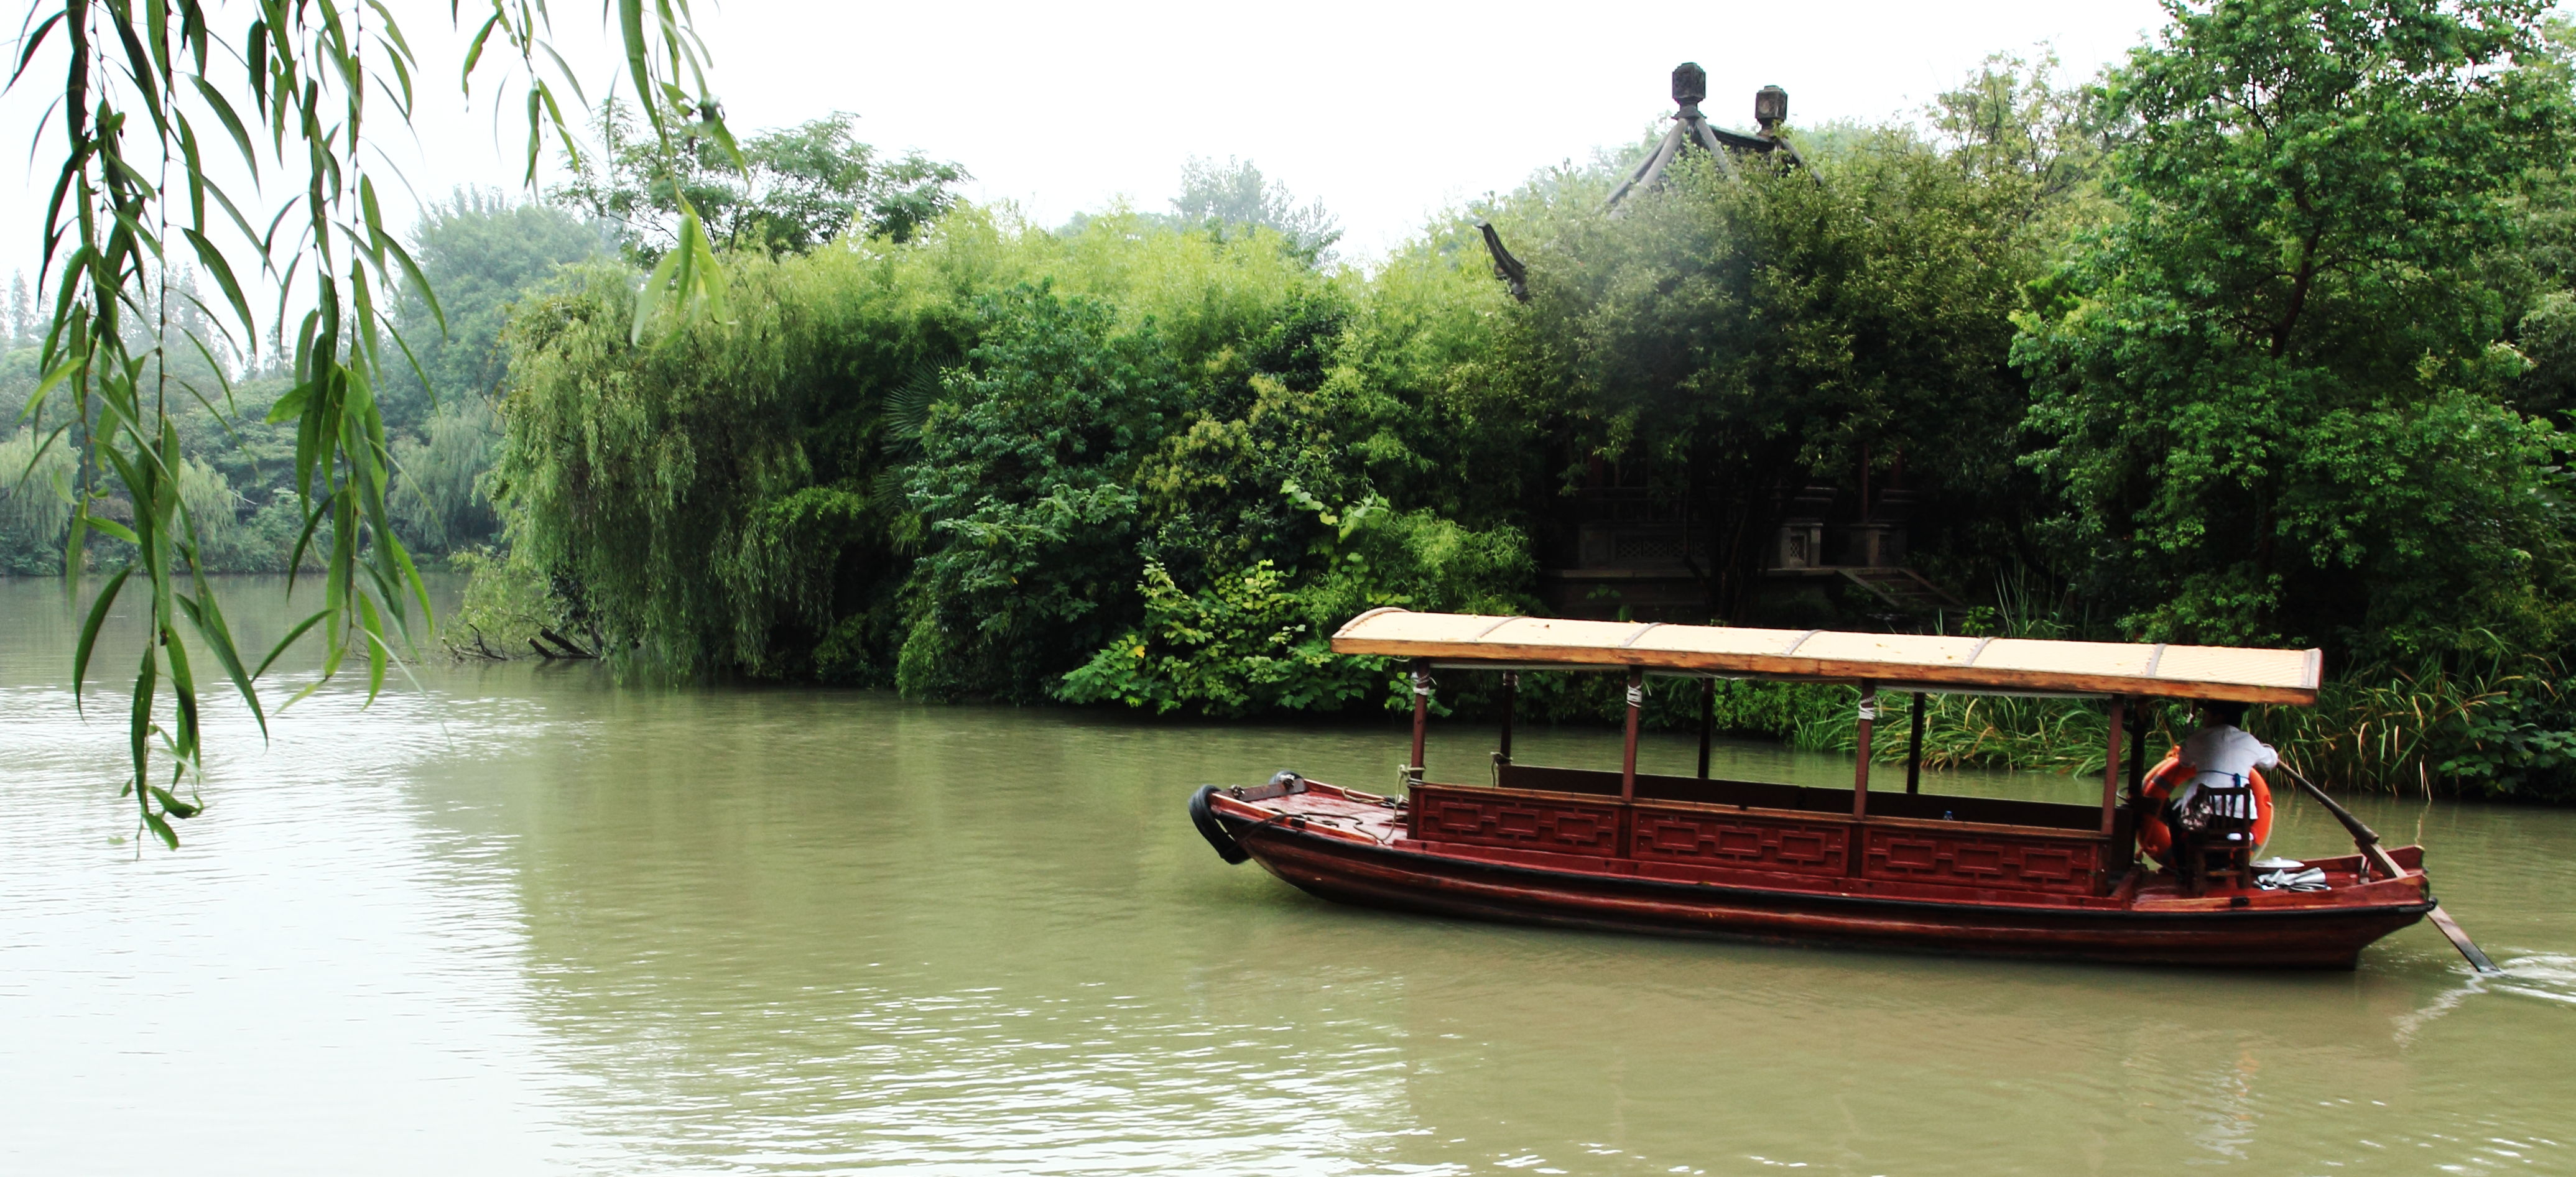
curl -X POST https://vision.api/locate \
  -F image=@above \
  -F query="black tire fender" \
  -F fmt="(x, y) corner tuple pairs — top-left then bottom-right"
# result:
(1189, 784), (1251, 865)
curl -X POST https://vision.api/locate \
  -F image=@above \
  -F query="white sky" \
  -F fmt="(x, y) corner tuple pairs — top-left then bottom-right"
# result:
(2, 0), (2179, 280)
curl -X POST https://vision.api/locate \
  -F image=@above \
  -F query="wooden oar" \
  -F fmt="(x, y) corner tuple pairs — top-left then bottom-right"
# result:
(2278, 762), (2500, 974)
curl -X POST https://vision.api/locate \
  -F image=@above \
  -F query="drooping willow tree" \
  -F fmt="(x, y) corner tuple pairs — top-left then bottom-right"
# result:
(11, 0), (733, 847)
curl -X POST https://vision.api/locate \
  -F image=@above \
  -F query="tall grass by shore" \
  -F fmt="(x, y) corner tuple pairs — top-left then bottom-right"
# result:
(1753, 658), (2572, 802)
(1639, 574), (2576, 801)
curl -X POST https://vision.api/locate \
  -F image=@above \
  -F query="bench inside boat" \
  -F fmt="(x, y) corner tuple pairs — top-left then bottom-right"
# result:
(1494, 763), (2106, 829)
(1412, 764), (2134, 897)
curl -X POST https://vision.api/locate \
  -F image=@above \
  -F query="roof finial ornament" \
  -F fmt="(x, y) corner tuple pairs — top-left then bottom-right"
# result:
(1672, 62), (1708, 112)
(1606, 64), (1807, 210)
(1478, 64), (1815, 303)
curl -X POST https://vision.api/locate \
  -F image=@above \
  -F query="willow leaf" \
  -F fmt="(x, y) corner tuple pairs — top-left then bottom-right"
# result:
(174, 588), (267, 739)
(72, 566), (136, 719)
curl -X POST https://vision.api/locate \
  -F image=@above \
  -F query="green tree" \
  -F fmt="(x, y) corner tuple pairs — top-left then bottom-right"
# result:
(560, 102), (967, 260)
(2499, 19), (2576, 423)
(6, 272), (32, 351)
(368, 192), (607, 556)
(2511, 289), (2576, 420)
(0, 425), (75, 573)
(494, 256), (924, 678)
(1169, 155), (1342, 262)
(1927, 50), (2118, 246)
(2014, 0), (2576, 660)
(897, 284), (1184, 700)
(390, 401), (505, 553)
(384, 191), (606, 432)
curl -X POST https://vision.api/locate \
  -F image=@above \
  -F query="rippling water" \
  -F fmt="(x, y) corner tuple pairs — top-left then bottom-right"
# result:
(2, 577), (2572, 1175)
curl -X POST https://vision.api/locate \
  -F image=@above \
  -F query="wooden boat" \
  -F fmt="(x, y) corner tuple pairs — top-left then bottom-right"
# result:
(1188, 611), (2438, 969)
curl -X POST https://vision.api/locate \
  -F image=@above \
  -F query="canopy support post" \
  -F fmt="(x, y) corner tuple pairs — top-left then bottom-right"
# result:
(1619, 668), (1644, 858)
(2128, 700), (2148, 799)
(1498, 671), (1517, 769)
(1851, 683), (1877, 821)
(1697, 677), (1715, 780)
(1905, 691), (1927, 795)
(1408, 660), (1430, 787)
(2123, 699), (2149, 864)
(2101, 696), (2126, 838)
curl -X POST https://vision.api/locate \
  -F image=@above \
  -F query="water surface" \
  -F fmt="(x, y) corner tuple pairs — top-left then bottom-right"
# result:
(2, 577), (2571, 1175)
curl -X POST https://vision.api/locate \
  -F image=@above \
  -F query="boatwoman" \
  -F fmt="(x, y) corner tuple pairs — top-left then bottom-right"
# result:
(2168, 699), (2277, 861)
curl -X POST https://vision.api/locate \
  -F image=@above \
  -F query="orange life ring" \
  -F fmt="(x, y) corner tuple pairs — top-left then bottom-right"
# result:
(2136, 750), (2273, 866)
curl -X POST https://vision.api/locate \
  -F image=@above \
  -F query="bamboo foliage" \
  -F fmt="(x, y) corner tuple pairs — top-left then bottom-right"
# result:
(2264, 660), (2558, 795)
(9, 0), (731, 846)
(1789, 663), (2557, 796)
(1797, 690), (2138, 778)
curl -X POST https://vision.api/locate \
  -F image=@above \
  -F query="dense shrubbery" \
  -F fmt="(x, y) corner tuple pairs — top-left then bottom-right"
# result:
(488, 198), (1537, 708)
(898, 285), (1191, 699)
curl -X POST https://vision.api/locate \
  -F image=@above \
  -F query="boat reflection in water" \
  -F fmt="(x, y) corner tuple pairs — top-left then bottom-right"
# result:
(1193, 611), (2435, 969)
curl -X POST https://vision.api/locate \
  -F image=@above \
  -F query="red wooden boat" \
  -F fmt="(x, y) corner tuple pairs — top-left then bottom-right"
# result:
(1188, 611), (2441, 969)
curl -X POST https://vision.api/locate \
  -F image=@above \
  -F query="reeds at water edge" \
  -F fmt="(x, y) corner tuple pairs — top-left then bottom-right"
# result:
(1782, 658), (2568, 800)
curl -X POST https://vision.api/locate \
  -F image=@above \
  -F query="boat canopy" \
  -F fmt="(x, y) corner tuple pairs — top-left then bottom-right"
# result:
(1330, 609), (2322, 705)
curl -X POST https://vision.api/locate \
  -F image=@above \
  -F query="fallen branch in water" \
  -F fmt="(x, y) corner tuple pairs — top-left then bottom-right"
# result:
(444, 625), (510, 662)
(539, 628), (596, 659)
(530, 638), (590, 660)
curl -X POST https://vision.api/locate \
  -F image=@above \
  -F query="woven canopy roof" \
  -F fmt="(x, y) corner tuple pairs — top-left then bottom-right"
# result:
(1329, 610), (2322, 705)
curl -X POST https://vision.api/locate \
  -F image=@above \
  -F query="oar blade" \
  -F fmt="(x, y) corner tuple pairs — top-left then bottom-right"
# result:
(2426, 903), (2501, 974)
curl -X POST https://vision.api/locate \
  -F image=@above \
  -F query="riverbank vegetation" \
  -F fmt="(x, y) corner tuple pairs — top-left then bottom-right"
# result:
(14, 0), (2576, 803)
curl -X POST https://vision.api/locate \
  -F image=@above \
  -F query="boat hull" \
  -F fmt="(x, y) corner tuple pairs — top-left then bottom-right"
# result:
(1220, 813), (2431, 969)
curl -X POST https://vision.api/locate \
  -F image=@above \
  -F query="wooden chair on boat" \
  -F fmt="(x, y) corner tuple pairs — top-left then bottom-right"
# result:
(2177, 816), (2256, 897)
(2164, 776), (2263, 896)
